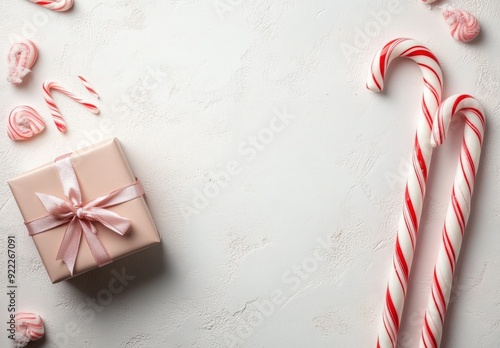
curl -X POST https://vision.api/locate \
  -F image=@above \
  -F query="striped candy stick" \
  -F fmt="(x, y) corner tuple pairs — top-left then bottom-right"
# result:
(367, 38), (443, 348)
(420, 95), (485, 348)
(78, 75), (100, 99)
(43, 81), (99, 133)
(26, 0), (73, 12)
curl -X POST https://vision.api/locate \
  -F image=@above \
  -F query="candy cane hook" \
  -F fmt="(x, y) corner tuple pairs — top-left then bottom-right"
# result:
(367, 38), (443, 348)
(420, 94), (485, 348)
(43, 81), (99, 133)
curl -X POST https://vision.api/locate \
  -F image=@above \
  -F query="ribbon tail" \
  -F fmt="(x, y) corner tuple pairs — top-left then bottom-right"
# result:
(81, 220), (112, 267)
(56, 217), (82, 276)
(86, 207), (132, 235)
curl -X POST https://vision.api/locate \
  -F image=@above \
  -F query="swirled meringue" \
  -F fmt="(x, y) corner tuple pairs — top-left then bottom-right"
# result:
(442, 7), (480, 43)
(7, 106), (46, 141)
(15, 312), (45, 348)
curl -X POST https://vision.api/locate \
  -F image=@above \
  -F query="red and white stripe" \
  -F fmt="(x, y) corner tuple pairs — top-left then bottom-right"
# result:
(7, 106), (45, 141)
(26, 0), (73, 12)
(15, 312), (44, 347)
(367, 38), (443, 348)
(7, 39), (38, 86)
(78, 75), (100, 99)
(420, 94), (485, 348)
(43, 80), (99, 132)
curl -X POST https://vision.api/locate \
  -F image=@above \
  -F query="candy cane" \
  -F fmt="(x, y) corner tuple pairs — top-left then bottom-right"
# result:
(78, 75), (100, 99)
(26, 0), (73, 12)
(420, 94), (485, 348)
(7, 106), (46, 141)
(7, 39), (38, 85)
(43, 81), (99, 133)
(367, 38), (443, 348)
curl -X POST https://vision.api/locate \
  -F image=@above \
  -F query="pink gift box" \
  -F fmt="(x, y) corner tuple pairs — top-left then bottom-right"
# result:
(8, 138), (160, 283)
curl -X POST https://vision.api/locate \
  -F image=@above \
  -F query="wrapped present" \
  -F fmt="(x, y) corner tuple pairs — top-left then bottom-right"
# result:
(8, 138), (160, 283)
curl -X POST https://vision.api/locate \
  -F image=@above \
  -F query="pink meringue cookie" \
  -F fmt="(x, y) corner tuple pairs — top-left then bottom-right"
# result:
(7, 106), (46, 141)
(421, 0), (439, 3)
(15, 312), (45, 348)
(7, 39), (38, 85)
(442, 7), (480, 43)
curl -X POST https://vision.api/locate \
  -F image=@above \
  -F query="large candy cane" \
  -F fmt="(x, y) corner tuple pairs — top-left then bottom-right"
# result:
(26, 0), (73, 12)
(420, 94), (485, 348)
(367, 38), (443, 348)
(43, 81), (99, 133)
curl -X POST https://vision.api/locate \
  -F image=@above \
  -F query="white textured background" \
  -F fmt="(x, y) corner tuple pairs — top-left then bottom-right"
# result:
(1, 0), (499, 347)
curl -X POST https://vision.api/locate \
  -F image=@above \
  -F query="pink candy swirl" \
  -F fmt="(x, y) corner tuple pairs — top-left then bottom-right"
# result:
(15, 312), (45, 348)
(7, 106), (46, 141)
(442, 8), (480, 43)
(27, 0), (73, 12)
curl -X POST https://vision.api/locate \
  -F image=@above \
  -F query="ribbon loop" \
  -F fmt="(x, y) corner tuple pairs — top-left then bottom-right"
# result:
(25, 154), (144, 275)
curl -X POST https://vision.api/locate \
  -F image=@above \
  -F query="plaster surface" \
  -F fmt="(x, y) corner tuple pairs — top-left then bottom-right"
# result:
(0, 1), (499, 347)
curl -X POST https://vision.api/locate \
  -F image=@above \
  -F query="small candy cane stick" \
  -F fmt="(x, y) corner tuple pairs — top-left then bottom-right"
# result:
(420, 94), (485, 348)
(7, 39), (38, 85)
(7, 106), (46, 141)
(26, 0), (73, 12)
(367, 38), (443, 348)
(43, 81), (99, 133)
(15, 312), (45, 348)
(78, 75), (100, 99)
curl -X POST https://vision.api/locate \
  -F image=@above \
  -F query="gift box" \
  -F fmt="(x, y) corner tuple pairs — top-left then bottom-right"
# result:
(8, 138), (160, 283)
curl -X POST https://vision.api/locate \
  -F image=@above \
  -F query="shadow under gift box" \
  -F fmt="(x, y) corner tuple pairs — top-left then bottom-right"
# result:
(8, 138), (161, 283)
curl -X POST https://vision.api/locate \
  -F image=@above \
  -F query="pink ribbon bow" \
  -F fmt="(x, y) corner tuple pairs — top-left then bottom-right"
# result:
(25, 154), (144, 275)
